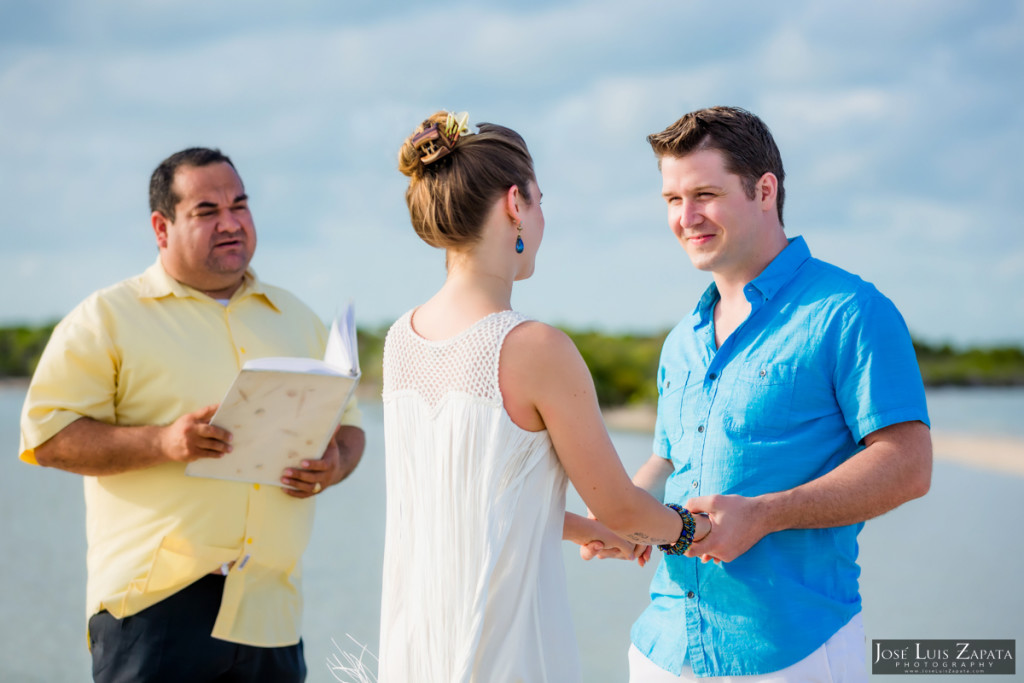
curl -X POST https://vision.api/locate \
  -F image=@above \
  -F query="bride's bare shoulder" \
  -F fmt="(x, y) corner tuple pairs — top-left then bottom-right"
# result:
(500, 320), (587, 430)
(505, 319), (572, 348)
(502, 320), (583, 371)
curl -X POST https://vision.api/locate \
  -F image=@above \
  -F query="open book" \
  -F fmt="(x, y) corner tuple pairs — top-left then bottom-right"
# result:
(185, 304), (361, 487)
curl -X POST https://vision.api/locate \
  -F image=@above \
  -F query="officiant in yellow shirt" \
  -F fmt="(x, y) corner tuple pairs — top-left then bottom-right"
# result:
(19, 147), (364, 683)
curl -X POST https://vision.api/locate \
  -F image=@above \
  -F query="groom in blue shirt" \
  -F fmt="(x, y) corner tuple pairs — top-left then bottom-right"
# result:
(620, 107), (932, 681)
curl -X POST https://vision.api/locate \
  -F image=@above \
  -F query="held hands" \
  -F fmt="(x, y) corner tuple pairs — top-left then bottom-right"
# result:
(581, 508), (720, 565)
(578, 531), (651, 566)
(584, 496), (768, 565)
(580, 496), (763, 566)
(575, 512), (651, 567)
(580, 538), (653, 567)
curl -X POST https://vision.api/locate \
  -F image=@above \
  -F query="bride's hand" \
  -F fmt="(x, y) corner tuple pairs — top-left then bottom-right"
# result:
(576, 509), (649, 565)
(579, 529), (646, 565)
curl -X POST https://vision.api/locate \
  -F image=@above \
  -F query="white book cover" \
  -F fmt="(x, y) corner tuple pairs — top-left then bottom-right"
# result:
(185, 302), (361, 487)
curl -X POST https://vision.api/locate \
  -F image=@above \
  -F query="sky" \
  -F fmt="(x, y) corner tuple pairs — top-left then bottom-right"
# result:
(1, 0), (1022, 346)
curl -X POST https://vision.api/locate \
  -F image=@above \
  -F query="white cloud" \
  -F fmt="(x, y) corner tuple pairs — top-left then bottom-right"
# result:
(765, 88), (895, 131)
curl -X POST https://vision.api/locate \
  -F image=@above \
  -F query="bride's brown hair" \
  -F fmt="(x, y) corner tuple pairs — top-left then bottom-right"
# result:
(398, 111), (535, 249)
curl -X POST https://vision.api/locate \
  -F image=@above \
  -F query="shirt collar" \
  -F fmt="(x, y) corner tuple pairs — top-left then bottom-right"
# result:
(747, 235), (811, 302)
(689, 236), (811, 328)
(691, 281), (720, 329)
(137, 258), (282, 312)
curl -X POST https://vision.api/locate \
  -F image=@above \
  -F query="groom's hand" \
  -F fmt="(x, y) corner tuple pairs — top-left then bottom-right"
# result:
(683, 493), (764, 563)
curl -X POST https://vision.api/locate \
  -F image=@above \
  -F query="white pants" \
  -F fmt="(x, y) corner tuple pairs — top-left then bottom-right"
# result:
(628, 613), (868, 682)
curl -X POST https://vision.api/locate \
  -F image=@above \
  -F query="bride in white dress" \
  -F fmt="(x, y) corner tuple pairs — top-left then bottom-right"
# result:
(378, 111), (710, 683)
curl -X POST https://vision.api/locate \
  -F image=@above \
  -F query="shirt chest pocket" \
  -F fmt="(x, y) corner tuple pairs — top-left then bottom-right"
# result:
(658, 369), (690, 444)
(723, 363), (796, 438)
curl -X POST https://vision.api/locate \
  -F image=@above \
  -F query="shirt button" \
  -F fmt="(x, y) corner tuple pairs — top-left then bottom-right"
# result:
(240, 347), (247, 354)
(697, 425), (704, 433)
(691, 480), (698, 489)
(759, 369), (767, 377)
(247, 537), (254, 545)
(253, 483), (260, 490)
(687, 591), (696, 599)
(665, 380), (671, 389)
(709, 373), (716, 380)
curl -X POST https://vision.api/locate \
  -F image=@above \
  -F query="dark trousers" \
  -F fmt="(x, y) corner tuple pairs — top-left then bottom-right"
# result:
(89, 574), (306, 683)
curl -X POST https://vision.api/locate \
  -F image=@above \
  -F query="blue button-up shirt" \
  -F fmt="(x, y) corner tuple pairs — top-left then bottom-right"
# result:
(631, 236), (930, 676)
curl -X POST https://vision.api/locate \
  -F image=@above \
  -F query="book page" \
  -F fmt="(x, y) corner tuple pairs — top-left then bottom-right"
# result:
(186, 300), (361, 486)
(324, 301), (360, 376)
(185, 369), (358, 486)
(243, 356), (345, 375)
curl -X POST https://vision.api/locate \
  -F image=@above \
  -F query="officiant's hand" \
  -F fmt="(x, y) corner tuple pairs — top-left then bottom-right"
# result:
(281, 425), (366, 498)
(160, 404), (233, 463)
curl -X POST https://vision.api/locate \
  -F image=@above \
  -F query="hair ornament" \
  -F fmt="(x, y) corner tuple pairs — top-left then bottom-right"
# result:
(411, 111), (472, 166)
(443, 111), (470, 139)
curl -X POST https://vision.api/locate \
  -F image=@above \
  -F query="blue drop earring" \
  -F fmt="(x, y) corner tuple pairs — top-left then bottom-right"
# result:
(515, 221), (524, 254)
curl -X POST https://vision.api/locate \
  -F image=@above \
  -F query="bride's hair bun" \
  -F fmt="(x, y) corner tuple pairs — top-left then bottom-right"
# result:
(398, 110), (535, 249)
(399, 111), (471, 179)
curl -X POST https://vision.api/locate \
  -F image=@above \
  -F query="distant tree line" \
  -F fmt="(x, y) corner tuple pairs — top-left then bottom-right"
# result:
(0, 323), (56, 378)
(3, 323), (1023, 404)
(913, 339), (1024, 387)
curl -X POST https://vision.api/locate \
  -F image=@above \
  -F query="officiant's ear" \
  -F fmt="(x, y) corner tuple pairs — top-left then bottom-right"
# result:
(152, 211), (171, 248)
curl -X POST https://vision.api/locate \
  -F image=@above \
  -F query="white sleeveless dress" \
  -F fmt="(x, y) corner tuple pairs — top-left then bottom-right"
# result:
(378, 310), (581, 683)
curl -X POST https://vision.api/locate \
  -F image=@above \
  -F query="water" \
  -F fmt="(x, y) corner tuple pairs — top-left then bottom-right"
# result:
(2, 385), (1022, 682)
(925, 386), (1024, 438)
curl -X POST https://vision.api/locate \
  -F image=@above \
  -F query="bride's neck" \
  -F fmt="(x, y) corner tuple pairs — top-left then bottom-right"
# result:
(441, 251), (514, 312)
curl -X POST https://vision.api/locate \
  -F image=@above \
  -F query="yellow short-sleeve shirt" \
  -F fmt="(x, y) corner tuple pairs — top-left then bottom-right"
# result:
(19, 260), (361, 647)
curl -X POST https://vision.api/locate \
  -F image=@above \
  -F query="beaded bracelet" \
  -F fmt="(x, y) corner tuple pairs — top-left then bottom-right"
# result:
(658, 504), (697, 555)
